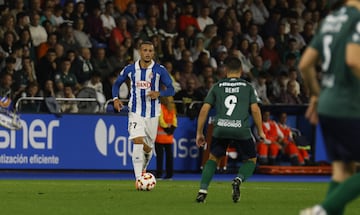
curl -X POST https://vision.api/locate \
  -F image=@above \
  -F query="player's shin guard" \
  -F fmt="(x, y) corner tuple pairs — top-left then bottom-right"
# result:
(132, 144), (144, 179)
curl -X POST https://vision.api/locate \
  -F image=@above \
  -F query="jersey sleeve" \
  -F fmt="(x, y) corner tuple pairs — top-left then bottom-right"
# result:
(112, 65), (130, 99)
(159, 65), (175, 97)
(249, 84), (261, 104)
(204, 85), (216, 106)
(349, 21), (360, 45)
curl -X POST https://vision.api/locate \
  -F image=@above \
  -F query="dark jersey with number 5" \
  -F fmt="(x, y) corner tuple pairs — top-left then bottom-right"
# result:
(310, 6), (360, 118)
(204, 77), (260, 140)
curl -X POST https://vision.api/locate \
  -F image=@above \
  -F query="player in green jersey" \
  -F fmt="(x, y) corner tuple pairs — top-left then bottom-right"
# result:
(195, 57), (266, 203)
(299, 0), (360, 214)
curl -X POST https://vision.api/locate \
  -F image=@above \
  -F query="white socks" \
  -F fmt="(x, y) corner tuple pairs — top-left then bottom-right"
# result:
(132, 143), (153, 180)
(132, 144), (144, 180)
(143, 150), (153, 172)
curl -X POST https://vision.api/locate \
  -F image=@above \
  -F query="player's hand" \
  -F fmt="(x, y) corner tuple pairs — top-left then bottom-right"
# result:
(196, 134), (206, 148)
(113, 99), (123, 112)
(305, 96), (318, 125)
(147, 91), (160, 99)
(258, 130), (266, 141)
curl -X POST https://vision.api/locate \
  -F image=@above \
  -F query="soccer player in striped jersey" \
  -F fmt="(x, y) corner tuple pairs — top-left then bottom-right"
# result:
(112, 41), (175, 187)
(299, 0), (360, 214)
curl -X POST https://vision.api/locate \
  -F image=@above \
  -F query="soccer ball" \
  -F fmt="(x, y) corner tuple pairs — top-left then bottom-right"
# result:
(137, 172), (156, 191)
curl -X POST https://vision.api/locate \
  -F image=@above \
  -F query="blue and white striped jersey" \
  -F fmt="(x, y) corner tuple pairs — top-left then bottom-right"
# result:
(112, 60), (175, 118)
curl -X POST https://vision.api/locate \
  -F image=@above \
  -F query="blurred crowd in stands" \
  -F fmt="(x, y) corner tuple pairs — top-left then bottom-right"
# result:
(0, 0), (328, 114)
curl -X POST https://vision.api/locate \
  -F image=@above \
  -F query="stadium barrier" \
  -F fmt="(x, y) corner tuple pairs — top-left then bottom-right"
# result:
(4, 98), (328, 171)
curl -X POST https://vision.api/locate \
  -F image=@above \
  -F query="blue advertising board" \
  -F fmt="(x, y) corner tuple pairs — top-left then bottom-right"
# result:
(0, 114), (201, 171)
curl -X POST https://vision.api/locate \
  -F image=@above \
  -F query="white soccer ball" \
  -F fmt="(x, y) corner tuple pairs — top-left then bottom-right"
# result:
(137, 173), (156, 191)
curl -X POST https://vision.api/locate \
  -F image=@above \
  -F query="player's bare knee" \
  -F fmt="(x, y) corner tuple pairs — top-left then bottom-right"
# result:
(209, 154), (221, 164)
(246, 157), (257, 164)
(133, 137), (145, 145)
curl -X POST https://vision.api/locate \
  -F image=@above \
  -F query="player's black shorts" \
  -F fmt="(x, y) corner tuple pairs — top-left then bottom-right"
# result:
(210, 137), (257, 160)
(319, 115), (360, 162)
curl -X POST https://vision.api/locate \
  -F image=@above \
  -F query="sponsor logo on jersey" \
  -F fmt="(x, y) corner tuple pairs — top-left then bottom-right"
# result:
(136, 81), (151, 89)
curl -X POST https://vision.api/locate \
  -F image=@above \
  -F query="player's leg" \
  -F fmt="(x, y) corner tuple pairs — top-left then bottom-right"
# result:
(164, 144), (173, 179)
(196, 137), (227, 203)
(142, 116), (159, 172)
(155, 142), (164, 178)
(128, 113), (147, 182)
(232, 139), (257, 203)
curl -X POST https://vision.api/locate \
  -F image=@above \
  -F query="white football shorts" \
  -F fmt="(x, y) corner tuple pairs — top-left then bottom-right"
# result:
(128, 112), (159, 148)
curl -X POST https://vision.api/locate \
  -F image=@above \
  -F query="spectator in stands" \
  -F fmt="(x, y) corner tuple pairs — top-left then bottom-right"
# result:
(158, 17), (178, 41)
(174, 78), (203, 115)
(196, 5), (213, 32)
(1, 57), (17, 78)
(178, 61), (201, 90)
(15, 12), (30, 36)
(36, 48), (57, 89)
(163, 61), (181, 93)
(0, 31), (17, 59)
(108, 44), (131, 71)
(58, 85), (78, 113)
(244, 23), (264, 50)
(239, 9), (254, 34)
(262, 9), (281, 39)
(123, 2), (138, 33)
(84, 71), (103, 94)
(12, 56), (36, 99)
(260, 36), (281, 75)
(109, 16), (131, 54)
(10, 0), (25, 21)
(277, 112), (310, 166)
(18, 81), (41, 112)
(73, 18), (92, 49)
(301, 21), (314, 45)
(54, 57), (80, 94)
(92, 47), (113, 80)
(178, 2), (200, 33)
(37, 32), (58, 60)
(271, 71), (288, 103)
(279, 51), (298, 74)
(53, 4), (65, 27)
(100, 1), (116, 39)
(0, 73), (13, 99)
(198, 76), (215, 100)
(288, 22), (306, 51)
(0, 14), (18, 43)
(29, 12), (48, 48)
(62, 0), (75, 22)
(72, 1), (87, 23)
(76, 47), (94, 84)
(256, 110), (284, 165)
(59, 23), (81, 54)
(40, 6), (56, 27)
(86, 6), (106, 45)
(131, 19), (145, 40)
(274, 22), (290, 55)
(252, 71), (271, 104)
(141, 16), (159, 42)
(193, 51), (212, 76)
(278, 79), (304, 105)
(214, 45), (229, 69)
(250, 0), (269, 26)
(217, 7), (238, 37)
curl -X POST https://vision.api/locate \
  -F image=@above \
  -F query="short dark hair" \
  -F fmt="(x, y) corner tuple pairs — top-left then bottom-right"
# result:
(224, 57), (242, 72)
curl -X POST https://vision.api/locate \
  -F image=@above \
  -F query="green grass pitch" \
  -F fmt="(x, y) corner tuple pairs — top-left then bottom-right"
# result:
(0, 179), (359, 215)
